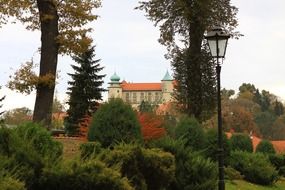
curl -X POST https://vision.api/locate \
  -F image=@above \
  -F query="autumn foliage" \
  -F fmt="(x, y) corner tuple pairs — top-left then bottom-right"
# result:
(138, 112), (166, 141)
(78, 115), (92, 140)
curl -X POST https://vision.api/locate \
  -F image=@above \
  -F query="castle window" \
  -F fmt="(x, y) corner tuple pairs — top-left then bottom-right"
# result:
(133, 92), (137, 103)
(148, 92), (152, 102)
(140, 92), (144, 102)
(155, 92), (160, 102)
(126, 92), (130, 102)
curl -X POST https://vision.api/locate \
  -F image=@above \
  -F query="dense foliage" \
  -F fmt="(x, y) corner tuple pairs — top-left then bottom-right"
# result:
(175, 116), (205, 150)
(149, 137), (218, 189)
(98, 143), (175, 190)
(230, 133), (253, 153)
(65, 45), (105, 136)
(38, 160), (133, 190)
(230, 151), (278, 185)
(138, 112), (166, 141)
(88, 98), (142, 147)
(0, 123), (63, 189)
(137, 0), (240, 120)
(204, 128), (231, 164)
(80, 142), (102, 160)
(1, 0), (101, 126)
(216, 83), (285, 140)
(256, 140), (276, 154)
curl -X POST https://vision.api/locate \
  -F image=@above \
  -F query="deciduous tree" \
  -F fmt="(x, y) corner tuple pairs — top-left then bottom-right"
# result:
(138, 112), (166, 141)
(137, 0), (240, 120)
(1, 0), (101, 127)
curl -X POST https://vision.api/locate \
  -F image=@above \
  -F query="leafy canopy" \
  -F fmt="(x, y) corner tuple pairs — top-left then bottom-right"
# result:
(0, 0), (101, 55)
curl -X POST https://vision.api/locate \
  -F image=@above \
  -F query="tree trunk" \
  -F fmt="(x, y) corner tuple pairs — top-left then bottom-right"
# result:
(187, 19), (205, 120)
(33, 0), (59, 127)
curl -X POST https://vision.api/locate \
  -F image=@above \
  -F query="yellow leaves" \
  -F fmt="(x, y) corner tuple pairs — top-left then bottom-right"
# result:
(7, 61), (38, 94)
(1, 0), (101, 54)
(7, 61), (56, 94)
(57, 29), (93, 55)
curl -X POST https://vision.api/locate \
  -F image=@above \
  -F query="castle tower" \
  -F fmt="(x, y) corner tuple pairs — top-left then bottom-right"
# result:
(108, 72), (122, 99)
(161, 70), (173, 102)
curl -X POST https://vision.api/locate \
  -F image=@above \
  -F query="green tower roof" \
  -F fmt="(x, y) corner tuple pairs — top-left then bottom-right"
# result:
(110, 72), (120, 82)
(161, 70), (172, 81)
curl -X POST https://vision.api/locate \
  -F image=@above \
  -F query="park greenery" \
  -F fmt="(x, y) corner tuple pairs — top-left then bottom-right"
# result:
(2, 97), (285, 189)
(1, 0), (285, 190)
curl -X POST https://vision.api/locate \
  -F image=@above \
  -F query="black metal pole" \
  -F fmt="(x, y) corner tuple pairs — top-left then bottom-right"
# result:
(216, 59), (225, 190)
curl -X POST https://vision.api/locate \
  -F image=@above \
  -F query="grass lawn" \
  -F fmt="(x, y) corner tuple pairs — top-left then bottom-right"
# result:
(226, 179), (285, 190)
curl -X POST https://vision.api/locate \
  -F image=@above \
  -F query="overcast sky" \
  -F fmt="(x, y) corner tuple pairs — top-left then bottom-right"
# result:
(1, 0), (285, 111)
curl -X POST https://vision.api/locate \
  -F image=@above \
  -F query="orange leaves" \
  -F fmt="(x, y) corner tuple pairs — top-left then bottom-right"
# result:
(7, 61), (57, 94)
(138, 113), (166, 141)
(78, 114), (92, 140)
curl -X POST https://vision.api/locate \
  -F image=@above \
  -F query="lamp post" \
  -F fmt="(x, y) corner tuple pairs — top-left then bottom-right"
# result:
(205, 26), (230, 190)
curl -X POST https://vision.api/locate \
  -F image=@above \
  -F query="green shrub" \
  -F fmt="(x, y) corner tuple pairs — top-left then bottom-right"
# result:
(256, 140), (276, 154)
(149, 137), (218, 190)
(98, 143), (175, 190)
(175, 116), (205, 150)
(0, 176), (26, 190)
(38, 160), (133, 190)
(15, 122), (63, 162)
(230, 133), (253, 152)
(224, 166), (243, 180)
(230, 151), (278, 185)
(88, 98), (142, 147)
(204, 128), (231, 165)
(0, 123), (63, 189)
(80, 142), (102, 160)
(268, 154), (285, 176)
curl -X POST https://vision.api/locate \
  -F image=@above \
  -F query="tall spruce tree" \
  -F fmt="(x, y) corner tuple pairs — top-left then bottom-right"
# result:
(65, 45), (105, 136)
(137, 0), (240, 121)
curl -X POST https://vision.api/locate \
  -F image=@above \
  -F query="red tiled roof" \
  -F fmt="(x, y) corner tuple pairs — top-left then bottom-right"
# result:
(121, 83), (162, 91)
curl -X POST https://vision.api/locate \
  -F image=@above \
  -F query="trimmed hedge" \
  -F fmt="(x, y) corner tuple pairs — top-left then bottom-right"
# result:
(88, 98), (142, 147)
(256, 140), (276, 154)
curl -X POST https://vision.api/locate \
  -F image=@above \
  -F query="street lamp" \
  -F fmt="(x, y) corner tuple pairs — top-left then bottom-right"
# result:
(205, 26), (230, 190)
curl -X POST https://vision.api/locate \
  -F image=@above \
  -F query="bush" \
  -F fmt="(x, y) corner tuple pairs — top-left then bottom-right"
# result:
(0, 123), (63, 189)
(98, 143), (175, 190)
(230, 133), (253, 152)
(204, 128), (231, 165)
(88, 98), (142, 147)
(38, 159), (133, 190)
(0, 176), (26, 190)
(80, 142), (102, 160)
(150, 137), (218, 190)
(230, 151), (278, 185)
(224, 166), (243, 180)
(268, 154), (285, 176)
(175, 116), (205, 150)
(256, 140), (276, 154)
(15, 122), (63, 162)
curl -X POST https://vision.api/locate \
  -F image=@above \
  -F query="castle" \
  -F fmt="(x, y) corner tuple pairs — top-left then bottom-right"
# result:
(108, 71), (174, 107)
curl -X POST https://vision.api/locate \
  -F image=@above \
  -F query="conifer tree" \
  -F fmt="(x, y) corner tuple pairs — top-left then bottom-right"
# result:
(65, 45), (105, 136)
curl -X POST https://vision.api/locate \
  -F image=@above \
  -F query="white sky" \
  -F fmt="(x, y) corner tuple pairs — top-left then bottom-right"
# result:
(1, 0), (285, 111)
